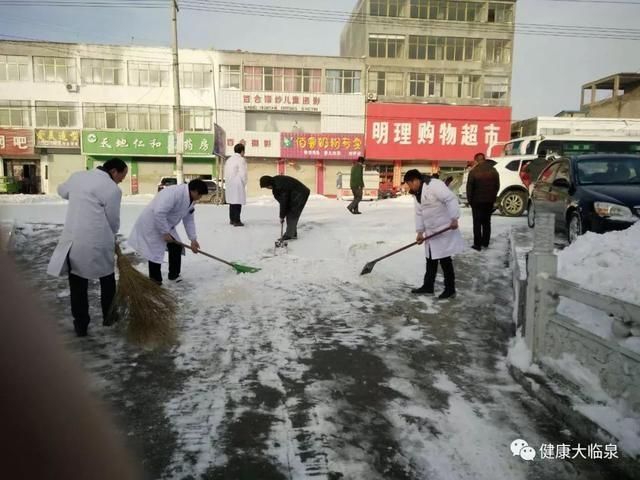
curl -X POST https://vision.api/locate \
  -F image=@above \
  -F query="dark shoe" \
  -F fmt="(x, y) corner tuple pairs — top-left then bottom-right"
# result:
(347, 205), (355, 214)
(103, 310), (119, 327)
(354, 211), (362, 215)
(168, 276), (183, 283)
(482, 243), (490, 248)
(282, 234), (296, 241)
(438, 290), (457, 300)
(471, 245), (482, 251)
(232, 221), (245, 227)
(411, 286), (434, 294)
(73, 322), (88, 337)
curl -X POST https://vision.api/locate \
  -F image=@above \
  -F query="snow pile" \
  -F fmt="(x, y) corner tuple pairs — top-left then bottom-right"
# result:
(557, 223), (640, 353)
(558, 222), (640, 305)
(544, 354), (640, 457)
(0, 194), (65, 204)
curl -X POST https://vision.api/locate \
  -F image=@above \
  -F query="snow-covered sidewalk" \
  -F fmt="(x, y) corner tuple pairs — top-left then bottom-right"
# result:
(3, 197), (626, 479)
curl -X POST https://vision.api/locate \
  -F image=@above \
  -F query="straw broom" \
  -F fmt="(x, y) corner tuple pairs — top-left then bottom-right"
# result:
(108, 244), (178, 348)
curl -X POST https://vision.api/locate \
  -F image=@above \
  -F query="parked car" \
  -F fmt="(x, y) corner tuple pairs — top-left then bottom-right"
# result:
(460, 158), (532, 216)
(157, 176), (180, 192)
(198, 179), (225, 203)
(527, 154), (640, 243)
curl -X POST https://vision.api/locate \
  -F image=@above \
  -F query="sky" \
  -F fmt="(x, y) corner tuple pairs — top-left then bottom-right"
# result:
(1, 0), (639, 120)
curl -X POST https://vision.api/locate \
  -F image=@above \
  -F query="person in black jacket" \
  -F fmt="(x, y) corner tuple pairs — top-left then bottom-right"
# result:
(466, 153), (500, 251)
(260, 175), (311, 240)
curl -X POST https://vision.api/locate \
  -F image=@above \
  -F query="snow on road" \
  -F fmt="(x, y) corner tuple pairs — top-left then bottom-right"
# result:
(2, 195), (624, 479)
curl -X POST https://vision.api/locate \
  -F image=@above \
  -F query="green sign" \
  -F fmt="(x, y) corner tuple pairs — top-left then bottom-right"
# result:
(82, 131), (214, 157)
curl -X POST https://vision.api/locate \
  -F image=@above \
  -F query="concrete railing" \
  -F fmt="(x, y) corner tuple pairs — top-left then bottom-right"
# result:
(525, 213), (640, 413)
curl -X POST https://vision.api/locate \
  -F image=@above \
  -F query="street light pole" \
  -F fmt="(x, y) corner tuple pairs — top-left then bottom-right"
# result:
(171, 0), (184, 184)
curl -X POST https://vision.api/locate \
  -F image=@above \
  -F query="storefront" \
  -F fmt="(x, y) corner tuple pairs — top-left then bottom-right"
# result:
(82, 131), (217, 195)
(280, 132), (365, 196)
(35, 128), (83, 195)
(365, 103), (512, 187)
(0, 128), (39, 194)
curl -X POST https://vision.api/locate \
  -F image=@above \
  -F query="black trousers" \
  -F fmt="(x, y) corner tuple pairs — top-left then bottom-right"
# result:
(68, 271), (116, 335)
(422, 250), (455, 293)
(229, 204), (242, 223)
(148, 242), (183, 283)
(349, 187), (363, 212)
(471, 202), (494, 248)
(285, 191), (310, 237)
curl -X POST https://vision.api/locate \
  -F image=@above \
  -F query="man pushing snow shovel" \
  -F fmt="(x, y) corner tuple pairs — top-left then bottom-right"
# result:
(404, 169), (465, 300)
(128, 179), (207, 285)
(260, 175), (310, 240)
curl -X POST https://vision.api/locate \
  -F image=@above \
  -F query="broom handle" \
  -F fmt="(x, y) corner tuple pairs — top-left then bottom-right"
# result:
(370, 226), (452, 263)
(175, 242), (235, 268)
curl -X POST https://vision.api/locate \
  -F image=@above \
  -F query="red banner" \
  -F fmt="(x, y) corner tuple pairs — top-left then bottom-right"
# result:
(281, 132), (364, 160)
(365, 103), (511, 162)
(0, 128), (35, 156)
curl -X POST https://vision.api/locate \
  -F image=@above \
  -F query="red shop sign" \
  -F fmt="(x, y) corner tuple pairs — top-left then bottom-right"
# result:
(365, 103), (511, 161)
(0, 128), (35, 156)
(281, 132), (364, 160)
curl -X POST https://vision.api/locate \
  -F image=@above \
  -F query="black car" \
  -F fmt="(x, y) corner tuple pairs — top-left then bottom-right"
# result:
(527, 154), (640, 243)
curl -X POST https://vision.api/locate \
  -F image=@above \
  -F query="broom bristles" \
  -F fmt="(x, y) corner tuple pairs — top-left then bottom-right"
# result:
(110, 245), (178, 348)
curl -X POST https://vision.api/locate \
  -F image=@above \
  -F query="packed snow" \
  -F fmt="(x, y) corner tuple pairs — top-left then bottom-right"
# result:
(1, 193), (629, 479)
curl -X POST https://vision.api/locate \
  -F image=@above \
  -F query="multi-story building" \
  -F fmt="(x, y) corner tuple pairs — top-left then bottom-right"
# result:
(0, 40), (365, 196)
(580, 73), (640, 119)
(341, 0), (516, 183)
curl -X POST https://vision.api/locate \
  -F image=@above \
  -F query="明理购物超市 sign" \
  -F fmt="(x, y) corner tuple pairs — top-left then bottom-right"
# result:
(81, 131), (215, 157)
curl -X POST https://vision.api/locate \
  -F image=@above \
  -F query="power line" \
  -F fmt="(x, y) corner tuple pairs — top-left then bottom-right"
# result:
(1, 0), (639, 40)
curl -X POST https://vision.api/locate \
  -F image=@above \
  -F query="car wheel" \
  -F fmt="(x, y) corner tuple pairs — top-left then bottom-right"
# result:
(567, 212), (583, 244)
(527, 200), (535, 228)
(499, 190), (527, 217)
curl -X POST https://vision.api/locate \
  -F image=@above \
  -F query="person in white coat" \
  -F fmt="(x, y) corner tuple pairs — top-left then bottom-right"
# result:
(224, 143), (248, 226)
(128, 179), (207, 284)
(47, 158), (128, 337)
(404, 169), (465, 299)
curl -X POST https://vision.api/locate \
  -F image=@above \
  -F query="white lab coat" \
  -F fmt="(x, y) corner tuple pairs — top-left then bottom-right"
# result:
(224, 153), (248, 205)
(47, 169), (122, 279)
(127, 184), (197, 264)
(414, 178), (466, 260)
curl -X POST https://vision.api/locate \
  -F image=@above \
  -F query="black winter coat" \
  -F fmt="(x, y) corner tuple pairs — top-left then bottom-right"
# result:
(466, 161), (500, 205)
(271, 175), (311, 218)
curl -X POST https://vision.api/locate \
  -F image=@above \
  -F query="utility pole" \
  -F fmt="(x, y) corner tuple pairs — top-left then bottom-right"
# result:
(171, 0), (184, 184)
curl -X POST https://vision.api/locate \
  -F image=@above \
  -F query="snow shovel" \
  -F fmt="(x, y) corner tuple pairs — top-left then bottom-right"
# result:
(274, 221), (288, 254)
(360, 227), (452, 276)
(176, 242), (261, 274)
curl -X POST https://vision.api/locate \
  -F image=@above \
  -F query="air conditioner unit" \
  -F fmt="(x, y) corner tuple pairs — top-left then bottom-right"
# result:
(367, 92), (378, 102)
(66, 83), (79, 93)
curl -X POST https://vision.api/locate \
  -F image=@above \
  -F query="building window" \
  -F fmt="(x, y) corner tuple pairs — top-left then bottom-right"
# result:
(425, 36), (481, 61)
(180, 63), (212, 89)
(488, 2), (514, 23)
(486, 39), (511, 64)
(80, 59), (124, 85)
(34, 56), (76, 83)
(0, 55), (29, 81)
(443, 74), (481, 99)
(368, 71), (404, 96)
(243, 66), (321, 93)
(408, 36), (427, 60)
(370, 0), (402, 17)
(220, 65), (241, 89)
(181, 107), (212, 131)
(326, 69), (361, 94)
(409, 1), (482, 22)
(128, 62), (170, 87)
(483, 76), (510, 104)
(409, 73), (443, 97)
(83, 103), (170, 130)
(35, 101), (78, 127)
(369, 35), (404, 58)
(0, 100), (31, 127)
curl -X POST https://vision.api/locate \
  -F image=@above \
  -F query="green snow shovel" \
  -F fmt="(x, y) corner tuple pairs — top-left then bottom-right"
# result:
(177, 242), (261, 274)
(360, 227), (452, 276)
